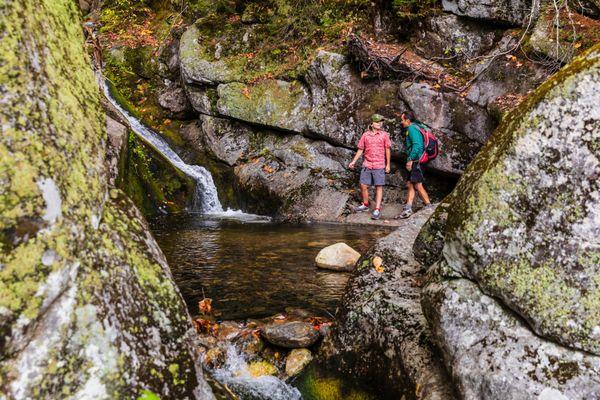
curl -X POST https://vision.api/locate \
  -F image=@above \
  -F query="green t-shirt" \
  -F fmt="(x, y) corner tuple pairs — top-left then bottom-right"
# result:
(405, 123), (424, 161)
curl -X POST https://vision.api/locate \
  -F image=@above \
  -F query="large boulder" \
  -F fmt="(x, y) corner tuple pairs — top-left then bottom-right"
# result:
(419, 42), (600, 370)
(423, 276), (600, 399)
(0, 2), (213, 399)
(321, 208), (456, 400)
(216, 80), (312, 134)
(442, 0), (540, 26)
(179, 24), (246, 85)
(411, 14), (503, 63)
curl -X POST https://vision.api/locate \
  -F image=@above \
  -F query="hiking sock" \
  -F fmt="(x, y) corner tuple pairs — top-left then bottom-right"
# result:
(363, 202), (369, 207)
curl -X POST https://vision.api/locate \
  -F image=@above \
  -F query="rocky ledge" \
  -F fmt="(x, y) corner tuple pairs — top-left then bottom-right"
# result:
(321, 206), (456, 400)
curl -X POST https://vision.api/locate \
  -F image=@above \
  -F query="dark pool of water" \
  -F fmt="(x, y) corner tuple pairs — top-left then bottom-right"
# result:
(150, 213), (392, 320)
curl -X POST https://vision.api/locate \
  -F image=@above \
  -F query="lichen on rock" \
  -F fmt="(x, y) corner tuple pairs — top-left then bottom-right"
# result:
(0, 1), (213, 398)
(427, 44), (600, 355)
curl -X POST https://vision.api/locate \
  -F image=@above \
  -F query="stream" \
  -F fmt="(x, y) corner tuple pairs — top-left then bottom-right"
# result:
(104, 79), (393, 400)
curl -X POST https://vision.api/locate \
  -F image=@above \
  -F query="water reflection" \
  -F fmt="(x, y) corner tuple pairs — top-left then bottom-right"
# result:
(150, 214), (391, 320)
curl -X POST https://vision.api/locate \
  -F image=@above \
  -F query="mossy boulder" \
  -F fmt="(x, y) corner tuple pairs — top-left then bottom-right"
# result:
(434, 45), (600, 354)
(216, 80), (312, 134)
(179, 23), (247, 85)
(422, 276), (600, 399)
(0, 1), (213, 398)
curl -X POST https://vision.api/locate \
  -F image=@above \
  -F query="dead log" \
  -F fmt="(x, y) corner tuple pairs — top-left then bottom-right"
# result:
(347, 34), (465, 90)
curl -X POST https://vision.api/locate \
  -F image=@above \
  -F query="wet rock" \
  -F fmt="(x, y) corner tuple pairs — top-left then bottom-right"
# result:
(0, 2), (213, 398)
(105, 116), (128, 186)
(247, 361), (278, 377)
(442, 0), (540, 26)
(422, 276), (600, 399)
(241, 335), (265, 358)
(204, 347), (226, 369)
(315, 243), (361, 272)
(321, 207), (457, 400)
(285, 349), (313, 377)
(436, 44), (600, 354)
(158, 81), (192, 116)
(216, 80), (311, 134)
(262, 322), (320, 348)
(218, 321), (243, 341)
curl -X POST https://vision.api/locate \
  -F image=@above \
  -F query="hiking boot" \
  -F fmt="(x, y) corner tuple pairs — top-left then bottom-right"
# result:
(398, 206), (413, 219)
(355, 204), (369, 212)
(422, 203), (433, 210)
(371, 209), (381, 220)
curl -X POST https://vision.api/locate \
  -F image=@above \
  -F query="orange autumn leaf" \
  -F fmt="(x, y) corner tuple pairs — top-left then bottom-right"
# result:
(198, 298), (212, 315)
(373, 256), (384, 273)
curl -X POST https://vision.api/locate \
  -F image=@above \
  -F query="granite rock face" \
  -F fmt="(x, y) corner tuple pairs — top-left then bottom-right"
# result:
(0, 1), (213, 398)
(438, 45), (600, 354)
(183, 115), (354, 221)
(423, 276), (600, 400)
(321, 208), (456, 400)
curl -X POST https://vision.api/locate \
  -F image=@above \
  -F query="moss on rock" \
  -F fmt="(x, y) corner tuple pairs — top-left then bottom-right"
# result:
(438, 44), (600, 354)
(0, 0), (212, 398)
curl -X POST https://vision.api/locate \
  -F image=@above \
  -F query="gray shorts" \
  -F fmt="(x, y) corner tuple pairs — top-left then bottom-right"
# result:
(360, 168), (386, 186)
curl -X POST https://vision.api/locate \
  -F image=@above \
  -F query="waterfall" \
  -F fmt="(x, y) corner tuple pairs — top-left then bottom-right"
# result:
(100, 79), (223, 214)
(210, 345), (302, 400)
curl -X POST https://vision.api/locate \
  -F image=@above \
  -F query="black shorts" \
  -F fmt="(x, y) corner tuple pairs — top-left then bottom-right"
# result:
(407, 163), (424, 184)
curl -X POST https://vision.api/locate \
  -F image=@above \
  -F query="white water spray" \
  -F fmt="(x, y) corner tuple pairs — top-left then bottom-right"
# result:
(100, 79), (223, 213)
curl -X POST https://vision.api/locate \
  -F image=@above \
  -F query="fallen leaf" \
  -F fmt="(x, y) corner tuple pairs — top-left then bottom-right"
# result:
(242, 86), (251, 99)
(373, 256), (384, 273)
(199, 298), (212, 315)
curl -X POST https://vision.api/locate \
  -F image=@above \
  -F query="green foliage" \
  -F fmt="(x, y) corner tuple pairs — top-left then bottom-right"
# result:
(392, 0), (439, 19)
(138, 390), (161, 400)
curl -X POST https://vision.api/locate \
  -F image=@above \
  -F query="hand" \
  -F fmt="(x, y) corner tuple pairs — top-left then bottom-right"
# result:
(349, 161), (356, 170)
(406, 161), (413, 171)
(385, 165), (391, 174)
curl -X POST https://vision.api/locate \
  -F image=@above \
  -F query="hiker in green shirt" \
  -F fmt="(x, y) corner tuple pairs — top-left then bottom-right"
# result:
(398, 111), (431, 219)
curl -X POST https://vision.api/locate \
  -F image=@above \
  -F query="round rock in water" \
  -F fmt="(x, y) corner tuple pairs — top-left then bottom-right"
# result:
(285, 348), (313, 377)
(262, 322), (320, 348)
(315, 242), (360, 271)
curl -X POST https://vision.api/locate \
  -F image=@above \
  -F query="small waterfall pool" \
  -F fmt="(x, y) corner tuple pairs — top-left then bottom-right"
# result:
(102, 77), (395, 399)
(150, 214), (391, 320)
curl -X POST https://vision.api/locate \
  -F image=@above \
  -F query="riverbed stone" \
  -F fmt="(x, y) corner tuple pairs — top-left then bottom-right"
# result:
(442, 0), (540, 26)
(315, 243), (361, 272)
(0, 2), (213, 398)
(438, 44), (600, 354)
(262, 322), (320, 348)
(285, 349), (313, 377)
(247, 361), (278, 377)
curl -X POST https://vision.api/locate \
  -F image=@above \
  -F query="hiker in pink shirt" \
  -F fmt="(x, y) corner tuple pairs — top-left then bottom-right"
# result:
(348, 114), (392, 220)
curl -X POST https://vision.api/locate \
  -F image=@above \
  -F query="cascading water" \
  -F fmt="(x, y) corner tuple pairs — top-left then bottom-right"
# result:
(210, 345), (302, 400)
(100, 79), (223, 214)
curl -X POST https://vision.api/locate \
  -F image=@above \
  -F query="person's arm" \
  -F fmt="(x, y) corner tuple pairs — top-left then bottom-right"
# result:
(385, 147), (391, 173)
(384, 133), (392, 173)
(349, 149), (364, 169)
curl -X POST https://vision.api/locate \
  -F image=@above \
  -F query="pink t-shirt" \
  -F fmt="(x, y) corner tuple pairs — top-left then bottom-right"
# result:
(358, 129), (392, 169)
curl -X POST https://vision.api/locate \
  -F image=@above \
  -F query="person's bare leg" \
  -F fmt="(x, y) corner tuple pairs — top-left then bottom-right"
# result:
(406, 182), (415, 207)
(375, 186), (383, 210)
(415, 183), (431, 205)
(360, 184), (370, 205)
